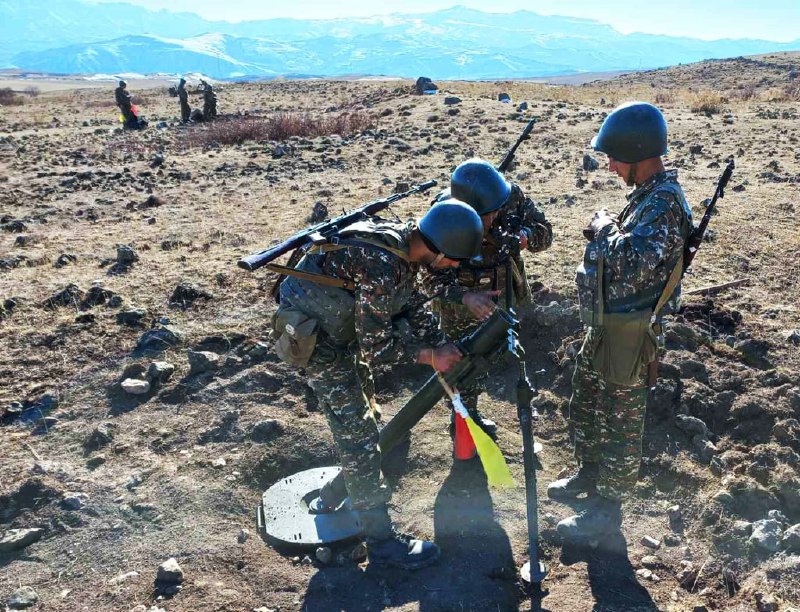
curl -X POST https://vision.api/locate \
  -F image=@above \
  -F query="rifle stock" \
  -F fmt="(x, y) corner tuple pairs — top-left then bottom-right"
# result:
(498, 118), (535, 173)
(684, 160), (734, 272)
(238, 180), (437, 272)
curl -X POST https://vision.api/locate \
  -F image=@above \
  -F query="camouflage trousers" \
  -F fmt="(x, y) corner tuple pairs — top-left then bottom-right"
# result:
(306, 349), (390, 511)
(569, 329), (648, 501)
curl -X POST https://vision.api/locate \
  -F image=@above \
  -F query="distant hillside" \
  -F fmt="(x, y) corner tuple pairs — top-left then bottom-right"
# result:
(594, 52), (800, 98)
(4, 2), (800, 79)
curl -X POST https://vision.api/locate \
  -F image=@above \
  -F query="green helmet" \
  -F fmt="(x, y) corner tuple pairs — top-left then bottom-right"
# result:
(591, 101), (668, 163)
(450, 158), (511, 215)
(118, 80), (127, 87)
(418, 199), (483, 260)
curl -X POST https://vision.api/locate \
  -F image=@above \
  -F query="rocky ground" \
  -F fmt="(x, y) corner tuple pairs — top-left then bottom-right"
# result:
(0, 54), (799, 612)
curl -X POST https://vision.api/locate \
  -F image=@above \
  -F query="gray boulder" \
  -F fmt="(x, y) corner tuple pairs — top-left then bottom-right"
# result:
(0, 528), (44, 553)
(749, 519), (783, 553)
(7, 586), (38, 609)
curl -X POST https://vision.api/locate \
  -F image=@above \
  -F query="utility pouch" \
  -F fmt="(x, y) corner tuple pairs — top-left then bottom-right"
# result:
(271, 305), (319, 367)
(580, 308), (657, 387)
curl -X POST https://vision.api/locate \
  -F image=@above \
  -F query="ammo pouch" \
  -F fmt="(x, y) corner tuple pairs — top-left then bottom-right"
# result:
(271, 305), (319, 367)
(579, 309), (657, 387)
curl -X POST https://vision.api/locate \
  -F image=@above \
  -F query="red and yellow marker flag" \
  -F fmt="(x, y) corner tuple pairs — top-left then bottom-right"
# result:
(437, 372), (515, 489)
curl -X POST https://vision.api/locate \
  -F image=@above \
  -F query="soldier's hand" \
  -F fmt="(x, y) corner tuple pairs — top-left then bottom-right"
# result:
(431, 344), (463, 373)
(462, 291), (500, 320)
(588, 209), (614, 234)
(518, 230), (529, 250)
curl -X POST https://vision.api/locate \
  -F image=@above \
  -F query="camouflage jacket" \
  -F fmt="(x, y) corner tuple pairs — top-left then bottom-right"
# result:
(177, 84), (188, 103)
(423, 182), (553, 303)
(114, 87), (131, 110)
(315, 221), (445, 366)
(577, 170), (692, 318)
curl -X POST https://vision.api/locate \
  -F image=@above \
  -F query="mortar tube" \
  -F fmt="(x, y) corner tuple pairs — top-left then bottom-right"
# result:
(323, 309), (515, 500)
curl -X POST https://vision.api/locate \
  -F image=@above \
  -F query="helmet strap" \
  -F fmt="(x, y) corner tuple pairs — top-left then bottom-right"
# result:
(627, 163), (638, 187)
(429, 252), (446, 268)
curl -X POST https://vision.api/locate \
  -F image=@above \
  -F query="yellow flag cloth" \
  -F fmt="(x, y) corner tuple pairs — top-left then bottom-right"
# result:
(437, 373), (515, 489)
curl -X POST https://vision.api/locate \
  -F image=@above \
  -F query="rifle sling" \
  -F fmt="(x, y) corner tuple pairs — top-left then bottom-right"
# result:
(268, 237), (411, 293)
(266, 263), (356, 291)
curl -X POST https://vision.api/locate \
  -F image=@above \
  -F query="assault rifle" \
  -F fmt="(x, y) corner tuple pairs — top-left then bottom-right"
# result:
(497, 118), (535, 173)
(238, 180), (437, 272)
(239, 180), (437, 299)
(683, 159), (735, 273)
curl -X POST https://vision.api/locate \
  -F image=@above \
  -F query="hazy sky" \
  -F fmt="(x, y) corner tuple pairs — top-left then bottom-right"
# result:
(91, 0), (800, 42)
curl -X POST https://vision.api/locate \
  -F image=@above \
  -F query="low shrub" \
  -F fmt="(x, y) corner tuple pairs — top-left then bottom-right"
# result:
(0, 88), (25, 106)
(690, 92), (725, 115)
(184, 111), (376, 148)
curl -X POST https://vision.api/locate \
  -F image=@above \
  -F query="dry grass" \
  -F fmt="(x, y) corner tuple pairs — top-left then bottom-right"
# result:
(690, 91), (726, 115)
(0, 87), (25, 106)
(183, 110), (376, 148)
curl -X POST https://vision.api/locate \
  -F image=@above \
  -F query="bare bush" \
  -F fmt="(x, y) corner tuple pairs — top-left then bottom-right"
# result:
(183, 111), (376, 148)
(690, 91), (725, 115)
(653, 90), (675, 105)
(0, 88), (25, 106)
(729, 84), (758, 102)
(23, 86), (40, 97)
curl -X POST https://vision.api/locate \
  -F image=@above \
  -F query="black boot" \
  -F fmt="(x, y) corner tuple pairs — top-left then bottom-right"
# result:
(307, 475), (349, 514)
(556, 495), (622, 541)
(359, 505), (440, 571)
(547, 462), (598, 500)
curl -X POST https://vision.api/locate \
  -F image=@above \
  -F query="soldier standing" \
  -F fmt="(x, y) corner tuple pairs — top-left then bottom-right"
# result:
(201, 80), (217, 120)
(114, 80), (138, 128)
(177, 77), (191, 123)
(550, 102), (693, 541)
(424, 159), (552, 444)
(274, 200), (484, 569)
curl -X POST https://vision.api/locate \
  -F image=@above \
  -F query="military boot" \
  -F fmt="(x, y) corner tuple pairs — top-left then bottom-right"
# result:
(546, 462), (598, 501)
(556, 495), (622, 542)
(359, 505), (440, 571)
(307, 475), (349, 514)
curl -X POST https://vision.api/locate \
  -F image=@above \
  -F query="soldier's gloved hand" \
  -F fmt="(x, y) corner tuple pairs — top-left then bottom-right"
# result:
(462, 290), (500, 320)
(518, 230), (529, 250)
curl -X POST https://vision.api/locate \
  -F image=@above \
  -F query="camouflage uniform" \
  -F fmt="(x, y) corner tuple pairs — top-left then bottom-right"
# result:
(571, 170), (692, 500)
(424, 183), (552, 417)
(202, 83), (217, 120)
(177, 81), (191, 123)
(282, 221), (445, 511)
(114, 86), (138, 128)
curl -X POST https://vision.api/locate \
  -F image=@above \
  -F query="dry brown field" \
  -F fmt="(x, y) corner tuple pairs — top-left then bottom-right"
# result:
(1, 52), (799, 612)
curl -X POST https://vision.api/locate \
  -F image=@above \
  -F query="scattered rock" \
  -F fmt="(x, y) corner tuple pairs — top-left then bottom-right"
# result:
(156, 557), (184, 584)
(0, 528), (44, 552)
(238, 529), (249, 544)
(784, 329), (800, 345)
(84, 423), (115, 452)
(754, 591), (780, 612)
(676, 414), (710, 438)
(517, 101), (528, 111)
(121, 378), (151, 395)
(316, 546), (332, 564)
(582, 154), (600, 171)
(250, 419), (284, 443)
(749, 519), (783, 553)
(781, 524), (800, 553)
(187, 350), (220, 375)
(7, 586), (38, 609)
(641, 536), (661, 549)
(531, 300), (577, 327)
(147, 361), (175, 384)
(137, 326), (182, 352)
(54, 253), (77, 268)
(62, 492), (89, 510)
(116, 308), (147, 327)
(415, 76), (437, 95)
(169, 282), (213, 309)
(42, 283), (84, 309)
(640, 555), (660, 568)
(444, 96), (461, 106)
(308, 201), (328, 222)
(498, 93), (511, 103)
(116, 244), (139, 267)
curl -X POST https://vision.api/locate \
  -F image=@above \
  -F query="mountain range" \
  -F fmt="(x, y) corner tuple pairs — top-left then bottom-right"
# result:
(3, 1), (798, 79)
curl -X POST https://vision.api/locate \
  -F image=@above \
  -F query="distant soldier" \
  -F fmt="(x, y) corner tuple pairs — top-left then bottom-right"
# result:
(114, 80), (139, 129)
(424, 159), (552, 446)
(550, 102), (693, 542)
(273, 200), (483, 570)
(201, 80), (217, 120)
(177, 78), (191, 123)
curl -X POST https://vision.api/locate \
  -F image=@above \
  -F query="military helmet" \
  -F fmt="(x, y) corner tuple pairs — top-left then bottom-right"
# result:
(118, 80), (127, 87)
(450, 158), (511, 215)
(591, 101), (668, 163)
(418, 199), (483, 260)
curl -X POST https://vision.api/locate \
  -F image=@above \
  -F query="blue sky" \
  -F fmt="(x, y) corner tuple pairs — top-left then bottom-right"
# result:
(91, 0), (799, 42)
